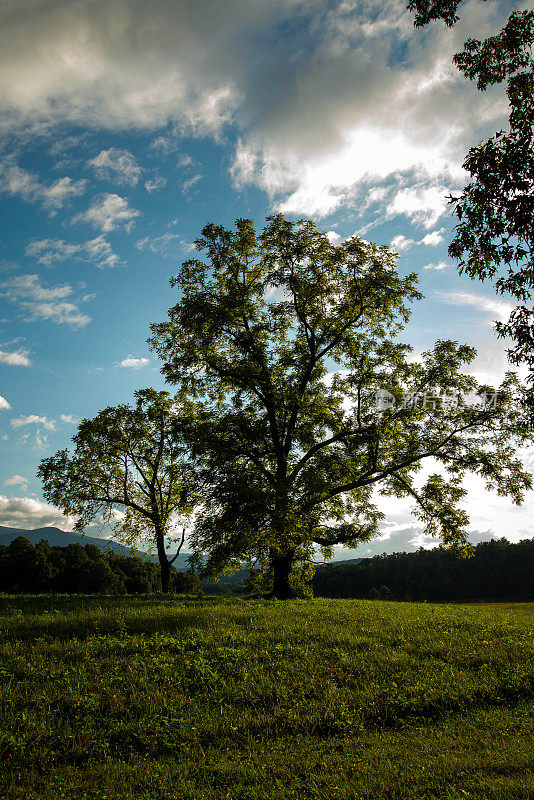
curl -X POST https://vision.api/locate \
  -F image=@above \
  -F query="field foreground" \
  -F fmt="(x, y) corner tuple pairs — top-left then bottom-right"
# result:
(1, 596), (533, 800)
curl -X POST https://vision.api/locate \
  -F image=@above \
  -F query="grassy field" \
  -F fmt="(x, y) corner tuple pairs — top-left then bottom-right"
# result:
(1, 596), (533, 800)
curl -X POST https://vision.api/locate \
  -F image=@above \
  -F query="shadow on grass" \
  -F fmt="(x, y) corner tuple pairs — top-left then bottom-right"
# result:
(0, 595), (226, 640)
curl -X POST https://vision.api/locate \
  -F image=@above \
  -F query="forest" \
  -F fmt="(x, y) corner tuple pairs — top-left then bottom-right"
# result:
(2, 534), (533, 603)
(313, 538), (534, 602)
(0, 536), (200, 595)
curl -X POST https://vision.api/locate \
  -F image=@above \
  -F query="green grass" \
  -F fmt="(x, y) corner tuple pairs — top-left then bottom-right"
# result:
(1, 595), (533, 799)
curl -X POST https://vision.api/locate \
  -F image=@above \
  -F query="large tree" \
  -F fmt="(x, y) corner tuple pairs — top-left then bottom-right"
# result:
(38, 388), (195, 592)
(149, 215), (532, 599)
(408, 0), (534, 402)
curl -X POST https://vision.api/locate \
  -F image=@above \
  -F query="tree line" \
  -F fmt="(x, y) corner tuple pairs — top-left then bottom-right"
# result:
(0, 536), (201, 595)
(313, 538), (534, 602)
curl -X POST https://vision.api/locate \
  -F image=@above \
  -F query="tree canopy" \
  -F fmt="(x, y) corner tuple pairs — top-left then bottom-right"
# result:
(149, 215), (532, 598)
(408, 1), (534, 405)
(38, 388), (196, 592)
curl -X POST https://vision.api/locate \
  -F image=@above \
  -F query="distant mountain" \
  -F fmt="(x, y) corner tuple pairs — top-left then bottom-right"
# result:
(202, 558), (367, 594)
(0, 526), (192, 570)
(315, 558), (365, 567)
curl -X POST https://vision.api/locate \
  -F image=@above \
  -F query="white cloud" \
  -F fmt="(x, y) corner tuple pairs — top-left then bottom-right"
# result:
(421, 228), (445, 246)
(332, 460), (534, 559)
(150, 136), (178, 154)
(117, 356), (150, 369)
(60, 414), (80, 424)
(26, 236), (121, 268)
(145, 176), (167, 192)
(390, 234), (415, 252)
(328, 524), (433, 559)
(181, 174), (201, 195)
(135, 232), (193, 255)
(438, 291), (514, 323)
(391, 227), (445, 252)
(178, 154), (194, 168)
(0, 0), (249, 134)
(423, 261), (449, 271)
(88, 147), (141, 185)
(266, 130), (462, 219)
(386, 185), (451, 229)
(0, 158), (87, 210)
(11, 414), (56, 431)
(42, 176), (87, 210)
(0, 0), (513, 223)
(244, 127), (460, 219)
(74, 193), (141, 233)
(83, 237), (121, 267)
(326, 230), (341, 244)
(3, 475), (28, 487)
(0, 349), (31, 366)
(0, 274), (92, 327)
(0, 395), (11, 410)
(19, 430), (50, 451)
(0, 494), (77, 530)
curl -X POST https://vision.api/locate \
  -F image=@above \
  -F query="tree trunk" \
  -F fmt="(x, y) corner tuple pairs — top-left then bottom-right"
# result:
(154, 522), (171, 593)
(271, 547), (296, 599)
(159, 556), (171, 593)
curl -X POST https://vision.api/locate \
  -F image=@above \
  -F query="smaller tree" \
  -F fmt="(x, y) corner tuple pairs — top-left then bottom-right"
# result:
(2, 537), (36, 592)
(38, 388), (196, 592)
(33, 539), (58, 592)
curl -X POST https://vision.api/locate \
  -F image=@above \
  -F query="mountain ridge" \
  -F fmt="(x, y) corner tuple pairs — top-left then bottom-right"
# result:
(0, 525), (192, 570)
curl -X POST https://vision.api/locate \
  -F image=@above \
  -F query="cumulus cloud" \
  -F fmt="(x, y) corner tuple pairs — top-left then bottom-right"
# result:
(326, 230), (341, 244)
(420, 228), (446, 246)
(0, 348), (31, 366)
(0, 0), (509, 222)
(88, 147), (141, 185)
(0, 274), (92, 327)
(11, 414), (56, 431)
(0, 158), (86, 210)
(363, 524), (508, 555)
(42, 176), (87, 210)
(391, 227), (445, 252)
(0, 494), (77, 530)
(0, 395), (11, 410)
(117, 356), (150, 369)
(265, 137), (460, 219)
(73, 193), (141, 233)
(60, 414), (80, 424)
(26, 236), (121, 268)
(0, 0), (250, 134)
(438, 291), (514, 324)
(390, 234), (415, 252)
(227, 0), (502, 219)
(332, 524), (433, 559)
(3, 475), (28, 487)
(386, 186), (452, 229)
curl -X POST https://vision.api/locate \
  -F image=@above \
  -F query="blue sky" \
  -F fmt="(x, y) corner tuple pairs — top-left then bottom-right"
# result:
(0, 0), (531, 557)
